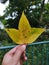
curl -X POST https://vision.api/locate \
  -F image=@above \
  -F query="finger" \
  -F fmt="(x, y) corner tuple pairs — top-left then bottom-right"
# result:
(24, 56), (27, 60)
(21, 51), (27, 61)
(13, 45), (26, 62)
(21, 51), (26, 60)
(6, 45), (20, 55)
(20, 53), (27, 65)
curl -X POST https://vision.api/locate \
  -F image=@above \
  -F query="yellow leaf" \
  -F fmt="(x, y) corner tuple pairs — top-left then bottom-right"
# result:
(5, 12), (46, 44)
(18, 12), (31, 33)
(26, 28), (45, 44)
(5, 28), (24, 44)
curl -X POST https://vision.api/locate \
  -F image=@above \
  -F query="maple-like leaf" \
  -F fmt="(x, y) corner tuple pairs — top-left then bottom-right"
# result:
(5, 12), (45, 44)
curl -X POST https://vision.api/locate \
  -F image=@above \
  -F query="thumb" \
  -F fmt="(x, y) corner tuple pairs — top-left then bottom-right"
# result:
(13, 45), (26, 62)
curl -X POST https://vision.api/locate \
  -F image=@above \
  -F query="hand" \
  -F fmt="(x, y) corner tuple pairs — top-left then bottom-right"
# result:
(2, 45), (27, 65)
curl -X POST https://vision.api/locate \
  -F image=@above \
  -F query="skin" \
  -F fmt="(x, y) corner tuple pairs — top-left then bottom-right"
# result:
(2, 45), (27, 65)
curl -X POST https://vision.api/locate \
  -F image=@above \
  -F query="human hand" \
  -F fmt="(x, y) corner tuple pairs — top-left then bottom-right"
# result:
(2, 45), (27, 65)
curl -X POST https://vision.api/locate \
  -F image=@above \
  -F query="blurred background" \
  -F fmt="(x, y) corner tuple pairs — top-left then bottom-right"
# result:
(0, 0), (49, 65)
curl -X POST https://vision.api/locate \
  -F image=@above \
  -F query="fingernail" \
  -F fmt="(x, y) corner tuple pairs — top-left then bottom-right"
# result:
(21, 45), (26, 50)
(25, 57), (27, 60)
